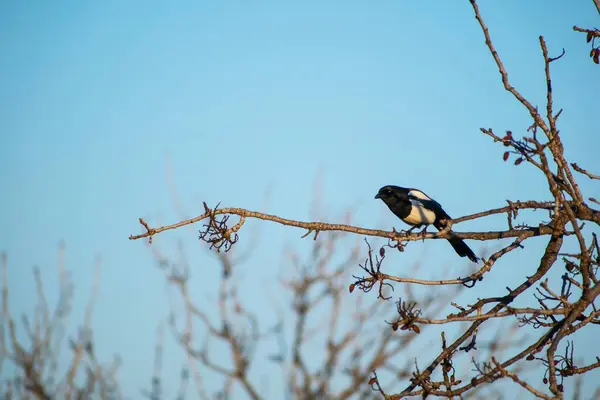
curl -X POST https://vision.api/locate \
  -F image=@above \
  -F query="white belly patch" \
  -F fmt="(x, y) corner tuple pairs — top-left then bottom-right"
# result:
(404, 201), (436, 225)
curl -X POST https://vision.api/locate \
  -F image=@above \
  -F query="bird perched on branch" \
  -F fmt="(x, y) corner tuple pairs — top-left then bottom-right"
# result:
(375, 185), (479, 263)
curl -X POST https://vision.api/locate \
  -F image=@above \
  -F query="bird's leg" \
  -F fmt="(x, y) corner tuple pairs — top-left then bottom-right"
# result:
(405, 225), (420, 234)
(419, 225), (428, 242)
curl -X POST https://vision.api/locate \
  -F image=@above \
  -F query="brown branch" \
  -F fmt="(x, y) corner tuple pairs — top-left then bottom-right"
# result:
(406, 307), (569, 326)
(130, 206), (559, 244)
(571, 163), (600, 180)
(563, 357), (600, 375)
(375, 235), (526, 287)
(452, 200), (554, 224)
(469, 0), (550, 134)
(573, 26), (600, 36)
(491, 357), (553, 400)
(540, 36), (560, 137)
(539, 36), (585, 204)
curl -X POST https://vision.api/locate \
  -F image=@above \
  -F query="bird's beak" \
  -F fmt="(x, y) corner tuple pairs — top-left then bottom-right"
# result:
(374, 193), (382, 199)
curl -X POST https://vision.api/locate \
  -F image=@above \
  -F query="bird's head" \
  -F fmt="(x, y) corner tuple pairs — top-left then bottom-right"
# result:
(374, 185), (409, 206)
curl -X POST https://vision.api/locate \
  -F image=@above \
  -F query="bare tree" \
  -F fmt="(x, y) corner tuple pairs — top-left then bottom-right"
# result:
(0, 246), (122, 400)
(130, 1), (600, 398)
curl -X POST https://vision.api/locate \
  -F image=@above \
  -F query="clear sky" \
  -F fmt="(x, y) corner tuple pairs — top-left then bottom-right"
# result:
(1, 0), (599, 398)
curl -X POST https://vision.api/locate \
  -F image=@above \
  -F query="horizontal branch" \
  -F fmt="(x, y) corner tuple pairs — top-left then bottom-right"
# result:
(573, 25), (600, 36)
(375, 235), (525, 287)
(452, 200), (553, 223)
(406, 307), (568, 326)
(129, 207), (556, 244)
(564, 358), (600, 375)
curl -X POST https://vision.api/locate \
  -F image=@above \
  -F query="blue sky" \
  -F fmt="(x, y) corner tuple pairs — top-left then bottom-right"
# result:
(1, 0), (599, 398)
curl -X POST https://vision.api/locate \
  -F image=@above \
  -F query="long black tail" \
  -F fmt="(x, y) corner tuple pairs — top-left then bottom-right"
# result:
(433, 213), (479, 263)
(447, 236), (479, 263)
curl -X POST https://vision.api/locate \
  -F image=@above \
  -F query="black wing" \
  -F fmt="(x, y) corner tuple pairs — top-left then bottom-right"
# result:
(408, 195), (450, 223)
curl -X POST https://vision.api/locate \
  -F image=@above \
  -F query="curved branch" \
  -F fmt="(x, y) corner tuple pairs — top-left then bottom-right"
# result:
(571, 163), (600, 180)
(469, 0), (549, 134)
(377, 235), (526, 286)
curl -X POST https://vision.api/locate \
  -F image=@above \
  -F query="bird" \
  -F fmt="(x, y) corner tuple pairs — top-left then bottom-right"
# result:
(374, 185), (479, 263)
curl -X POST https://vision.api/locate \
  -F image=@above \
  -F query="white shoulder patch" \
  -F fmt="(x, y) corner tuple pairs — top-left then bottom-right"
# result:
(408, 190), (432, 200)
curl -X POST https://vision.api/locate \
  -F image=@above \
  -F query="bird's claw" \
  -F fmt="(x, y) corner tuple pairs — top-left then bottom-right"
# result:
(419, 226), (428, 242)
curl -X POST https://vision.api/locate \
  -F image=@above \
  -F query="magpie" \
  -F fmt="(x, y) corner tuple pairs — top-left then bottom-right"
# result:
(374, 185), (479, 263)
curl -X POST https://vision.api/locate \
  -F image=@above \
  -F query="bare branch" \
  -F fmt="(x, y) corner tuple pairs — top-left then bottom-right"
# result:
(571, 163), (600, 180)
